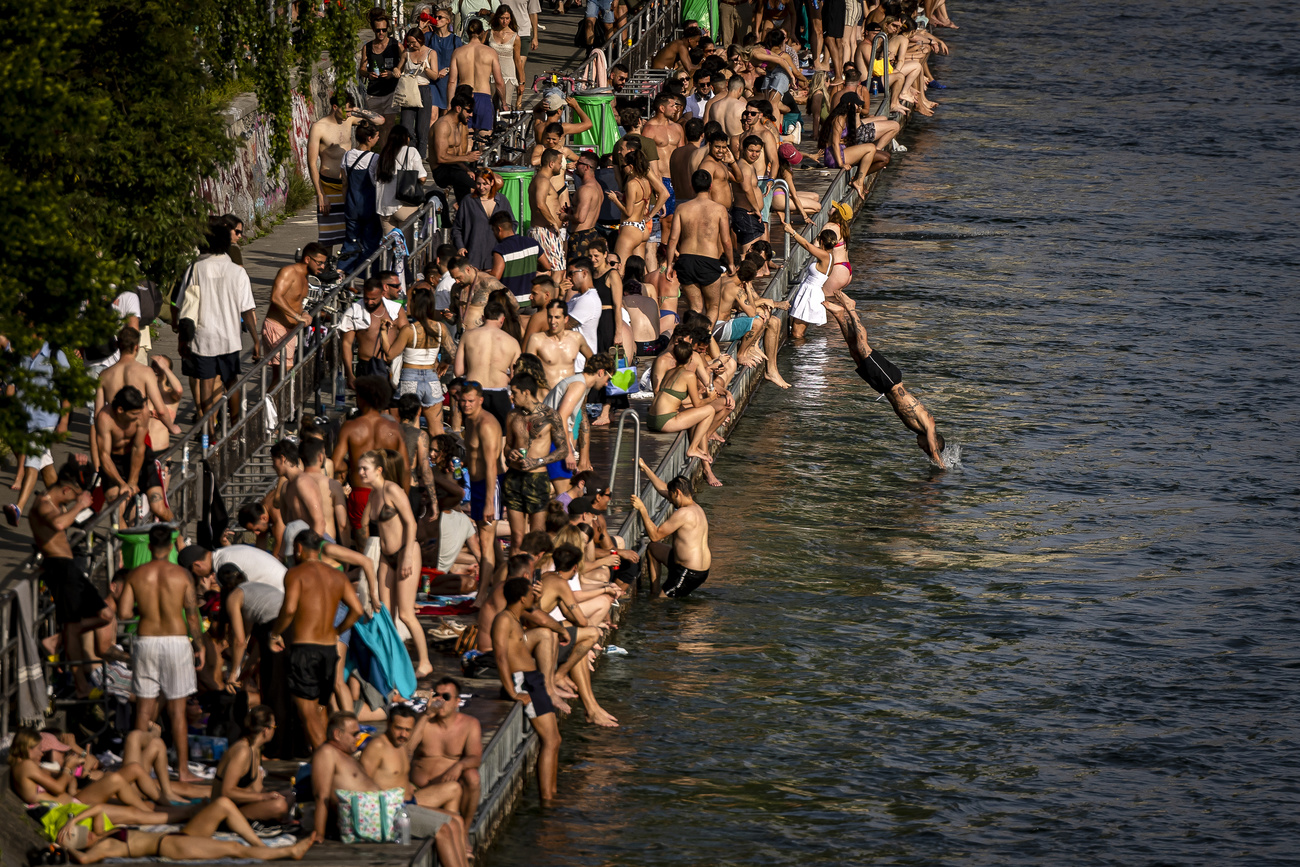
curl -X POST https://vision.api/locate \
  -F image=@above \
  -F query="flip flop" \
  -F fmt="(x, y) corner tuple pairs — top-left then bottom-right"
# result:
(4, 504), (20, 526)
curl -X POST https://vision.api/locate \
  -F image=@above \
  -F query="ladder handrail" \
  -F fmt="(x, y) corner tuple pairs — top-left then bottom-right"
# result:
(608, 409), (642, 498)
(866, 31), (892, 114)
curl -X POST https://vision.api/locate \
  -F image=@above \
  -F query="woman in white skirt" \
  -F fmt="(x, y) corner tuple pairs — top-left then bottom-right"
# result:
(784, 224), (838, 338)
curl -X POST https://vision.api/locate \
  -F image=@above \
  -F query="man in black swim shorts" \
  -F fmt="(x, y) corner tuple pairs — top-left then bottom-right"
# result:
(824, 295), (947, 468)
(631, 468), (713, 598)
(666, 168), (735, 315)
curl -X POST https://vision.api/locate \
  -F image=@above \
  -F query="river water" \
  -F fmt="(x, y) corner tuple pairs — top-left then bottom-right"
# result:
(492, 0), (1300, 863)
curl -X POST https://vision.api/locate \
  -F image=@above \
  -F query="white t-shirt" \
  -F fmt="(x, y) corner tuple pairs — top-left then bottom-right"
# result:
(189, 254), (255, 357)
(338, 300), (373, 334)
(375, 146), (426, 217)
(567, 287), (602, 358)
(437, 511), (476, 572)
(496, 0), (540, 37)
(112, 290), (150, 352)
(213, 545), (288, 593)
(684, 93), (710, 119)
(434, 272), (455, 311)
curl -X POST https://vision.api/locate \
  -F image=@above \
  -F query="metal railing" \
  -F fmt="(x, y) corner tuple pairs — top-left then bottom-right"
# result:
(864, 31), (892, 112)
(2, 199), (444, 600)
(606, 409), (641, 498)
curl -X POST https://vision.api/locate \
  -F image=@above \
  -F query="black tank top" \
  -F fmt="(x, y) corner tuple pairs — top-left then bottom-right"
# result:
(366, 40), (401, 97)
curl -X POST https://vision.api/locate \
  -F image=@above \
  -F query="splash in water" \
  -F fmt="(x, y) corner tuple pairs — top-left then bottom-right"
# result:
(938, 442), (963, 468)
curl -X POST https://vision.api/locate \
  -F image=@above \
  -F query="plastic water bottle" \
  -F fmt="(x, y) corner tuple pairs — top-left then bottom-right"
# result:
(392, 804), (411, 845)
(201, 432), (209, 453)
(451, 457), (471, 505)
(335, 370), (347, 407)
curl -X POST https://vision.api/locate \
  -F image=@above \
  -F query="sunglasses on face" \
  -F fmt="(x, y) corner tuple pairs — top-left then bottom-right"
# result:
(434, 691), (455, 701)
(374, 27), (388, 33)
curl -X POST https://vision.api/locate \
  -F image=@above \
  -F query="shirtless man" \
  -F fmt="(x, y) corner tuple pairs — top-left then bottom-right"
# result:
(521, 276), (558, 347)
(95, 386), (172, 520)
(145, 354), (184, 452)
(301, 437), (348, 547)
(332, 375), (411, 535)
(119, 525), (203, 780)
(641, 94), (686, 232)
(491, 578), (562, 801)
(630, 469), (712, 598)
(457, 382), (503, 573)
(669, 118), (707, 206)
(430, 94), (480, 202)
(525, 299), (592, 389)
(311, 711), (468, 866)
(262, 242), (325, 380)
(447, 19), (505, 142)
(729, 135), (768, 259)
(266, 438), (301, 556)
(269, 532), (364, 749)
(94, 327), (180, 439)
(705, 75), (747, 139)
(448, 258), (506, 331)
(339, 277), (407, 390)
(502, 373), (569, 546)
(698, 130), (736, 212)
(534, 549), (619, 727)
(666, 169), (734, 316)
(824, 295), (947, 468)
(650, 27), (702, 71)
(569, 153), (604, 255)
(454, 297), (521, 430)
(308, 94), (383, 253)
(33, 460), (112, 697)
(411, 677), (483, 826)
(735, 103), (779, 178)
(529, 149), (567, 282)
(280, 437), (329, 544)
(361, 705), (459, 814)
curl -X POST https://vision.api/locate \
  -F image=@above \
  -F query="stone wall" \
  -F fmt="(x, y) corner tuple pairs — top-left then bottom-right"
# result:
(198, 65), (334, 225)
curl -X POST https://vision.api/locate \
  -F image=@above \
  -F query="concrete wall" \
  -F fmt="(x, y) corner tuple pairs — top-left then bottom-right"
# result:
(198, 64), (335, 226)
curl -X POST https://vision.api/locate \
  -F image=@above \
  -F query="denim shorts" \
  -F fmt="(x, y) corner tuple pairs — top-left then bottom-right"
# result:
(586, 0), (615, 22)
(398, 367), (445, 407)
(763, 69), (792, 95)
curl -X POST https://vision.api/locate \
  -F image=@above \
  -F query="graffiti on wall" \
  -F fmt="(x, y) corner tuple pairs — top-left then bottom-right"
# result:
(197, 68), (333, 226)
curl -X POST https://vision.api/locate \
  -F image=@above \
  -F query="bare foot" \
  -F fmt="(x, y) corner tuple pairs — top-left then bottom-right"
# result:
(553, 695), (573, 715)
(703, 466), (724, 487)
(851, 179), (867, 199)
(554, 682), (578, 698)
(764, 369), (792, 389)
(415, 661), (434, 679)
(556, 674), (579, 694)
(586, 708), (620, 727)
(7, 477), (21, 492)
(177, 770), (203, 784)
(591, 412), (611, 426)
(709, 432), (726, 443)
(687, 448), (713, 464)
(289, 837), (315, 859)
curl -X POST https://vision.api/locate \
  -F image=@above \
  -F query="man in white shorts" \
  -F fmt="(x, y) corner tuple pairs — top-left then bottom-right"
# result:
(119, 526), (204, 782)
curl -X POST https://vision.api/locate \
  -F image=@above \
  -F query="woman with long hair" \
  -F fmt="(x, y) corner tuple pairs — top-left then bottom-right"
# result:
(606, 146), (653, 265)
(374, 124), (427, 237)
(212, 706), (289, 821)
(358, 450), (431, 678)
(646, 341), (730, 486)
(817, 95), (887, 198)
(451, 167), (511, 269)
(488, 288), (525, 343)
(488, 6), (524, 111)
(398, 28), (439, 158)
(387, 286), (454, 434)
(784, 225), (837, 339)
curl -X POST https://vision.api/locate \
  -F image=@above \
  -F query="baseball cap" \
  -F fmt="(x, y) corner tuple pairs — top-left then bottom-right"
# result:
(542, 90), (565, 112)
(40, 732), (72, 754)
(177, 545), (211, 571)
(568, 495), (596, 517)
(778, 142), (802, 165)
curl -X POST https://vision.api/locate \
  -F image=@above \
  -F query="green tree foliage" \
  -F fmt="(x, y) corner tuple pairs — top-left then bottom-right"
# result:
(0, 0), (234, 454)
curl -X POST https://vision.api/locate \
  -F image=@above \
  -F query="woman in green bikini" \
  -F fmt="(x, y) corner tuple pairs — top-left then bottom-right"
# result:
(646, 341), (732, 487)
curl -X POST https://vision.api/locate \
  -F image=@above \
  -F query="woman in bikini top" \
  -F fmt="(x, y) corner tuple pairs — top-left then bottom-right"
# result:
(357, 449), (433, 678)
(608, 146), (654, 265)
(211, 706), (289, 822)
(645, 341), (731, 486)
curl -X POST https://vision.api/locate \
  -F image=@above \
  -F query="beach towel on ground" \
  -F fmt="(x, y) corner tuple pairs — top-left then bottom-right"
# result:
(346, 605), (417, 699)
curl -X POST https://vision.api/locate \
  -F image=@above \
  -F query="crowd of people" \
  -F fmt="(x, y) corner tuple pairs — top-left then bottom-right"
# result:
(6, 0), (956, 860)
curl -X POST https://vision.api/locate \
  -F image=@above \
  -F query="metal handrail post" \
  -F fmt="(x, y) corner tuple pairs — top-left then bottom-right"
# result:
(868, 32), (891, 115)
(607, 409), (642, 496)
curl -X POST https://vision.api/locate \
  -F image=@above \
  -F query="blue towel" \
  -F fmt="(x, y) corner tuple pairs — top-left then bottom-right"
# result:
(345, 606), (417, 700)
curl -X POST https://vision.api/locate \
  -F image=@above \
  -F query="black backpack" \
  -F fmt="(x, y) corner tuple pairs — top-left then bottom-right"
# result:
(135, 280), (164, 325)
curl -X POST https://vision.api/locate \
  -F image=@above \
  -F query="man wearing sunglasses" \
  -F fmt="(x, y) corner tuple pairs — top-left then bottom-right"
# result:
(412, 678), (483, 828)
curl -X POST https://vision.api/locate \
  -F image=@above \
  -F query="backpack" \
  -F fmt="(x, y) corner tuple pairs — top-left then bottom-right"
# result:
(135, 280), (164, 325)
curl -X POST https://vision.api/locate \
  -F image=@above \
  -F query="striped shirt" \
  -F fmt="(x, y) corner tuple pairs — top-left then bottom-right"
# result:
(493, 234), (543, 310)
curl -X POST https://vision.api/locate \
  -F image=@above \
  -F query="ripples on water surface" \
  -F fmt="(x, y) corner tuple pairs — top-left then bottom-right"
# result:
(493, 0), (1300, 862)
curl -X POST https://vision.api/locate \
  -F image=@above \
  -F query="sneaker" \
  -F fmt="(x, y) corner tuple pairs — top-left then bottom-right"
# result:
(4, 504), (19, 526)
(249, 821), (284, 838)
(889, 140), (908, 153)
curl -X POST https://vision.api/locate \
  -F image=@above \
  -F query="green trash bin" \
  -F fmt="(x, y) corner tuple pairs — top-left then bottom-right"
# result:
(113, 524), (180, 570)
(497, 165), (535, 234)
(571, 89), (619, 158)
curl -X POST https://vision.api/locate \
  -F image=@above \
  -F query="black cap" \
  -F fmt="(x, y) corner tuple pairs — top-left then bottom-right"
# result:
(568, 495), (596, 517)
(177, 545), (211, 571)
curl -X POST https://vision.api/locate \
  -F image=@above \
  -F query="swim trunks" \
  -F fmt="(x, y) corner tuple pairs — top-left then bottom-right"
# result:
(110, 447), (165, 495)
(347, 486), (372, 530)
(661, 177), (677, 215)
(530, 225), (567, 272)
(132, 635), (198, 699)
(470, 91), (495, 131)
(480, 387), (512, 429)
(555, 625), (579, 665)
(469, 477), (503, 523)
(545, 442), (574, 481)
(260, 317), (299, 369)
(316, 175), (346, 244)
(41, 557), (109, 627)
(636, 333), (671, 357)
(287, 643), (339, 704)
(713, 316), (756, 343)
(729, 207), (765, 246)
(662, 551), (709, 597)
(855, 349), (903, 395)
(511, 669), (555, 719)
(567, 227), (602, 258)
(502, 468), (551, 515)
(674, 253), (727, 287)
